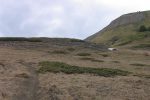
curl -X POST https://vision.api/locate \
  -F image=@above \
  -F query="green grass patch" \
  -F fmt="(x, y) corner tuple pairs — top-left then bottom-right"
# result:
(77, 53), (91, 56)
(38, 61), (131, 77)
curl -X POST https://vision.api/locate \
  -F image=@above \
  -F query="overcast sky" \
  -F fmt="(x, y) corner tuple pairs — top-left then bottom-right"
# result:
(0, 0), (150, 39)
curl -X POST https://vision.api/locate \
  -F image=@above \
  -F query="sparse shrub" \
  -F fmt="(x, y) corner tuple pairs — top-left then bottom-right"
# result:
(147, 27), (150, 31)
(80, 57), (94, 60)
(15, 73), (30, 78)
(0, 37), (42, 42)
(77, 53), (91, 56)
(109, 36), (119, 45)
(145, 75), (150, 78)
(130, 63), (149, 67)
(1, 92), (7, 98)
(112, 61), (120, 63)
(48, 85), (62, 100)
(0, 37), (26, 41)
(80, 57), (104, 62)
(99, 53), (109, 57)
(138, 25), (150, 32)
(91, 59), (104, 62)
(143, 52), (150, 56)
(117, 40), (132, 46)
(67, 48), (75, 52)
(133, 74), (150, 78)
(0, 62), (5, 67)
(70, 39), (84, 42)
(50, 50), (68, 54)
(27, 38), (42, 42)
(139, 25), (147, 32)
(38, 61), (131, 77)
(133, 44), (150, 49)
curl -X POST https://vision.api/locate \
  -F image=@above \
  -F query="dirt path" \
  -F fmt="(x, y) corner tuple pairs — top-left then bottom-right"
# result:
(17, 61), (39, 100)
(0, 61), (39, 100)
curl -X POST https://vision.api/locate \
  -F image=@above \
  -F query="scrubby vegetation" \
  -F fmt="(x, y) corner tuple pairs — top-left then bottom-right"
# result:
(91, 59), (104, 62)
(69, 39), (85, 42)
(67, 48), (75, 52)
(115, 25), (150, 46)
(139, 25), (150, 32)
(117, 41), (132, 46)
(132, 44), (150, 49)
(76, 53), (91, 56)
(50, 50), (68, 54)
(15, 73), (30, 78)
(139, 25), (147, 32)
(99, 53), (109, 57)
(79, 57), (94, 60)
(133, 74), (150, 79)
(118, 32), (150, 46)
(0, 37), (42, 42)
(130, 63), (150, 67)
(80, 57), (104, 62)
(38, 61), (130, 77)
(112, 61), (120, 63)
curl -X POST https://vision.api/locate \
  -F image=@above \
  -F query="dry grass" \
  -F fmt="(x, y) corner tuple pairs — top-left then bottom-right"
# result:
(0, 41), (150, 100)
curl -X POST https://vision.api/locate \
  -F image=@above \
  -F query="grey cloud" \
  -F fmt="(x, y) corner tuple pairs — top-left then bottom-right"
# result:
(0, 0), (144, 39)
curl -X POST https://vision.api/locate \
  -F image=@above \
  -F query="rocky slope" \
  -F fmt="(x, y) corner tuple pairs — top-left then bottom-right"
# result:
(85, 10), (150, 48)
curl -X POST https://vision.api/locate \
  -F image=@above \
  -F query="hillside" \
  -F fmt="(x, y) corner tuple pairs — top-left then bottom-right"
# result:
(86, 11), (150, 49)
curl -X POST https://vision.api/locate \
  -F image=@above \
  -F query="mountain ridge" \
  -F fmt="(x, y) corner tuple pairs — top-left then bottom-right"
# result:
(85, 10), (150, 48)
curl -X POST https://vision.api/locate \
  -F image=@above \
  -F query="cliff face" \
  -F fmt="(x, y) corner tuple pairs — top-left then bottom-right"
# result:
(104, 12), (145, 30)
(85, 11), (150, 47)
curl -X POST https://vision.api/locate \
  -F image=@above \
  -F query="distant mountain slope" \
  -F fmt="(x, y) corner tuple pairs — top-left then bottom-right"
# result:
(85, 11), (150, 49)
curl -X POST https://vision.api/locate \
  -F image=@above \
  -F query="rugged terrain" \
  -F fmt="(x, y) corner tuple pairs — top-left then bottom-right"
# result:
(86, 11), (150, 49)
(0, 38), (150, 100)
